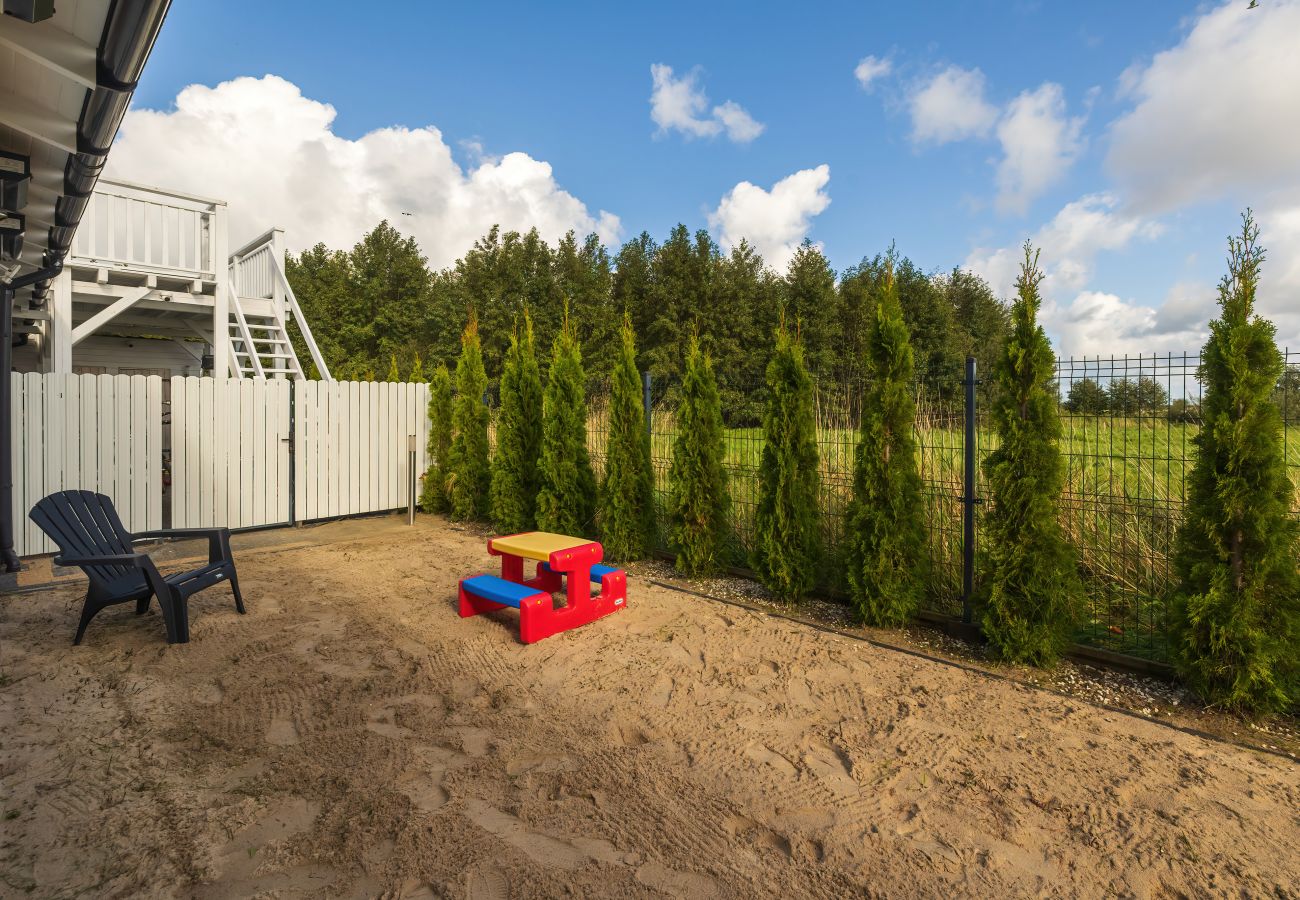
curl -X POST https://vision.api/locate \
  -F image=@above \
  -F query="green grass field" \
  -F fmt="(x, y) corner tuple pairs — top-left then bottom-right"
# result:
(586, 400), (1300, 663)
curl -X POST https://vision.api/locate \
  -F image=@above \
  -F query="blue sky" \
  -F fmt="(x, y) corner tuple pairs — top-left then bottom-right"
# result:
(113, 1), (1300, 355)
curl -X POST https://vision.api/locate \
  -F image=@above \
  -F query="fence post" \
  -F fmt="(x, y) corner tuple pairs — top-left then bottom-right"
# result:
(961, 356), (978, 625)
(642, 371), (652, 440)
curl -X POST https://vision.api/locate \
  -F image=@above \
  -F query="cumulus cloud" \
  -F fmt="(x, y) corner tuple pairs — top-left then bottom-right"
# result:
(709, 165), (831, 272)
(1107, 0), (1300, 214)
(908, 65), (998, 144)
(649, 64), (764, 143)
(853, 55), (892, 90)
(995, 83), (1086, 215)
(1044, 284), (1215, 357)
(104, 75), (620, 267)
(965, 194), (1184, 355)
(966, 193), (1162, 300)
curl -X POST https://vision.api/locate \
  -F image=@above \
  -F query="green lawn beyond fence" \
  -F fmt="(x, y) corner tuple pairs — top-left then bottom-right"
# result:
(584, 352), (1300, 666)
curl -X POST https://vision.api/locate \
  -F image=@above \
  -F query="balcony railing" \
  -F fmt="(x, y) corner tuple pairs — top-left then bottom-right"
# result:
(70, 179), (222, 281)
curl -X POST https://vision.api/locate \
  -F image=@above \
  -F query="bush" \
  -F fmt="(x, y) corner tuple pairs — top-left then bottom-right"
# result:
(535, 316), (597, 536)
(1167, 398), (1201, 424)
(979, 244), (1082, 666)
(490, 314), (544, 533)
(845, 265), (926, 625)
(447, 315), (491, 520)
(419, 364), (453, 513)
(751, 322), (821, 601)
(668, 335), (730, 576)
(599, 316), (656, 560)
(1170, 213), (1300, 714)
(1064, 378), (1107, 415)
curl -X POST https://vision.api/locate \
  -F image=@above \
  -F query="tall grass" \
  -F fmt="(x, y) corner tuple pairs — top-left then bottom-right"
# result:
(586, 375), (1300, 664)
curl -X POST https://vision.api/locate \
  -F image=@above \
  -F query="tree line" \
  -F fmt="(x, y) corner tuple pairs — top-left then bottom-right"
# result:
(285, 221), (1013, 415)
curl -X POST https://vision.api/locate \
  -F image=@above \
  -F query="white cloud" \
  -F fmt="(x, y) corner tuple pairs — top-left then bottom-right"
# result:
(105, 75), (620, 268)
(712, 100), (765, 144)
(1107, 1), (1300, 214)
(995, 83), (1085, 215)
(966, 193), (1162, 301)
(709, 165), (831, 272)
(1042, 283), (1215, 358)
(648, 64), (764, 143)
(908, 65), (998, 144)
(853, 55), (892, 91)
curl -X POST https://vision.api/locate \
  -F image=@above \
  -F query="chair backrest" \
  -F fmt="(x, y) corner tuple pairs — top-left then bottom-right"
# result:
(29, 491), (145, 594)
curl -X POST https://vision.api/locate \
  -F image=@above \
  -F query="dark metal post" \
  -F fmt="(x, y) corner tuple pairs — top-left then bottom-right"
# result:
(1, 284), (18, 571)
(961, 356), (978, 624)
(407, 434), (417, 525)
(642, 371), (652, 440)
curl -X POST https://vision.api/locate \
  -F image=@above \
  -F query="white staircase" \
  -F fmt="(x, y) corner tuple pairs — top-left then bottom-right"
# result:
(228, 229), (331, 380)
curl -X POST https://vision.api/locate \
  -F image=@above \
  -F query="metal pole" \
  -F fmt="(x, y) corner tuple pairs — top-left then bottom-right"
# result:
(961, 356), (977, 624)
(407, 434), (417, 525)
(642, 371), (652, 441)
(1, 284), (18, 571)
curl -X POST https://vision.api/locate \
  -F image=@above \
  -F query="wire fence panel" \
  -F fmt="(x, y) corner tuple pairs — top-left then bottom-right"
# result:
(585, 349), (1300, 667)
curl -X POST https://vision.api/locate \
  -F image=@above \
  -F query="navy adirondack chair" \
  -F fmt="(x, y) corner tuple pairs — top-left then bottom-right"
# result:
(29, 491), (244, 645)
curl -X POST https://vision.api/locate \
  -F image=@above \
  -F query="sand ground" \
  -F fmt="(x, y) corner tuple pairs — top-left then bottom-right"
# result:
(1, 517), (1297, 899)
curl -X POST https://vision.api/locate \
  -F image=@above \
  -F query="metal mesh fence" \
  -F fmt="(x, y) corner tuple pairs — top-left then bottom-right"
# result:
(585, 349), (1300, 666)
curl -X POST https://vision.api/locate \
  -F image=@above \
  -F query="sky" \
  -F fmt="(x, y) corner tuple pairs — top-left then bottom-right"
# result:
(106, 0), (1300, 357)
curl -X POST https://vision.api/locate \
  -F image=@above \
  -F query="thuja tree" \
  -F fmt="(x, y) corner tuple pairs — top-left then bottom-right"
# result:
(490, 313), (544, 533)
(845, 265), (926, 625)
(599, 316), (656, 560)
(980, 244), (1081, 666)
(750, 322), (821, 600)
(1170, 213), (1299, 713)
(420, 364), (453, 513)
(535, 315), (597, 536)
(447, 315), (491, 520)
(668, 334), (730, 576)
(408, 351), (425, 383)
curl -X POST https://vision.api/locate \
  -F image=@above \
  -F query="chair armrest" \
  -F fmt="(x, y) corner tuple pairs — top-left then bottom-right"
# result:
(133, 528), (229, 540)
(54, 551), (149, 568)
(133, 527), (232, 565)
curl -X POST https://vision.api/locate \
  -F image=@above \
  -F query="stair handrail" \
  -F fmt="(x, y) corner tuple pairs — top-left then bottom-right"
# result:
(269, 252), (331, 380)
(226, 264), (265, 378)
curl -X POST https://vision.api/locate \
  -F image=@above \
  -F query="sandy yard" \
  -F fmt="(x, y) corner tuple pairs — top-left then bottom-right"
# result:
(1, 517), (1297, 899)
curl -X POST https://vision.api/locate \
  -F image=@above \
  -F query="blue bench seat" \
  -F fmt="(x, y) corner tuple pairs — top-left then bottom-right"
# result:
(460, 575), (543, 609)
(590, 564), (620, 581)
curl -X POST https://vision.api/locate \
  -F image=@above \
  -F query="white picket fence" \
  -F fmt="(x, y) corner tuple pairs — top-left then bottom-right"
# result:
(9, 373), (165, 556)
(294, 380), (429, 522)
(169, 377), (292, 530)
(10, 375), (430, 558)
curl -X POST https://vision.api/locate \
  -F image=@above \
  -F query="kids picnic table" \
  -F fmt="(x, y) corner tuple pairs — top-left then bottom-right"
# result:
(457, 531), (627, 643)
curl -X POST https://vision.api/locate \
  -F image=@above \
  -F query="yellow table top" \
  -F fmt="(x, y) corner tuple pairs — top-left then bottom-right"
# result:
(490, 531), (596, 562)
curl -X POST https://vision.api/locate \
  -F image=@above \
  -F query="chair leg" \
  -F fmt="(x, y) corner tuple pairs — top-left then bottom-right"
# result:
(135, 591), (153, 616)
(228, 568), (246, 614)
(169, 590), (190, 644)
(72, 594), (98, 646)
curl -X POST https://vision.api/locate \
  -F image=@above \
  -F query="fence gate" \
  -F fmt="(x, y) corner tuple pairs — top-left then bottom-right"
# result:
(169, 376), (292, 529)
(294, 380), (429, 522)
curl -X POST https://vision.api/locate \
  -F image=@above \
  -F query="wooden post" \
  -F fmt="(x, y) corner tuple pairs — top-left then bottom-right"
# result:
(49, 269), (72, 374)
(211, 202), (230, 380)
